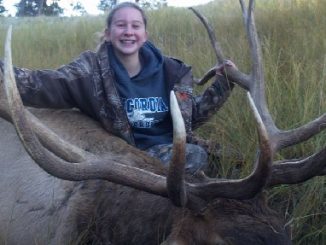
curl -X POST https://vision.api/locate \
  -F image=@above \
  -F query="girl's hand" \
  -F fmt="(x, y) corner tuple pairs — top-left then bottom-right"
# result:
(215, 60), (237, 76)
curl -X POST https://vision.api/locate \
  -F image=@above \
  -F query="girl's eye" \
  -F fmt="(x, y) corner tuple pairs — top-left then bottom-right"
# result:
(115, 22), (126, 28)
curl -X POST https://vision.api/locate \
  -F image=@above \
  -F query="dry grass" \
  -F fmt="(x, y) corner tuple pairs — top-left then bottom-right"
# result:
(0, 0), (325, 244)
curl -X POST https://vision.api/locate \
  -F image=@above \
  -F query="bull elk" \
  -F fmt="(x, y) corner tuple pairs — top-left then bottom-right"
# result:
(0, 0), (325, 244)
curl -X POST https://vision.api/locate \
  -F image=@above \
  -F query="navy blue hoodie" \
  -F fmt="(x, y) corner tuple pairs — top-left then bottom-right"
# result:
(108, 41), (173, 149)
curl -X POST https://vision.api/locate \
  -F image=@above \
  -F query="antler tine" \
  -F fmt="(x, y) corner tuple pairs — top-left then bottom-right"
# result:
(267, 147), (326, 187)
(190, 7), (251, 89)
(189, 7), (224, 86)
(0, 68), (11, 120)
(247, 0), (264, 86)
(187, 92), (272, 201)
(239, 0), (247, 23)
(240, 0), (264, 87)
(274, 114), (326, 151)
(3, 26), (168, 197)
(188, 7), (224, 64)
(167, 91), (187, 207)
(241, 0), (276, 132)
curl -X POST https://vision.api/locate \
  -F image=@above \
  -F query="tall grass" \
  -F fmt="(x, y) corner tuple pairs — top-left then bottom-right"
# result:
(0, 0), (325, 244)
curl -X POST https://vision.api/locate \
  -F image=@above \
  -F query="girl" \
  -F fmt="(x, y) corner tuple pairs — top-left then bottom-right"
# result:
(0, 2), (236, 174)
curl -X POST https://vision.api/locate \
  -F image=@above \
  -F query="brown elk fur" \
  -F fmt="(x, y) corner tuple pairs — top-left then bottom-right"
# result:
(0, 108), (291, 244)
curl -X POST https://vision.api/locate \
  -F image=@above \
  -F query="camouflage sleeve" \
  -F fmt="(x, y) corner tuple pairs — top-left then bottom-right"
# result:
(191, 74), (234, 130)
(0, 51), (94, 109)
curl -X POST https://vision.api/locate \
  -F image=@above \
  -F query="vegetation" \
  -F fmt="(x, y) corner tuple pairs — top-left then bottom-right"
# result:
(0, 0), (168, 17)
(15, 0), (64, 16)
(0, 0), (325, 244)
(0, 0), (5, 16)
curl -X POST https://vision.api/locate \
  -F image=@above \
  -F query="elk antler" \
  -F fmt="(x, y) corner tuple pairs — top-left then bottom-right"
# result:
(191, 0), (326, 187)
(167, 91), (187, 206)
(189, 7), (251, 88)
(3, 25), (273, 209)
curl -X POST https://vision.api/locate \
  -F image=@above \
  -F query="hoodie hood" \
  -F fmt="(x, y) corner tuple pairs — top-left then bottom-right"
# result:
(107, 41), (164, 82)
(135, 41), (164, 81)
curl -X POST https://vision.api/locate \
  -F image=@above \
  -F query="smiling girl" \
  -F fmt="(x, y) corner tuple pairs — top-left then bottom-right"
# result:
(0, 2), (236, 174)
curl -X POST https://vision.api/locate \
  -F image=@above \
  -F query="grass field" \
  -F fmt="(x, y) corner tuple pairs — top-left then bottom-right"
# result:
(0, 0), (325, 244)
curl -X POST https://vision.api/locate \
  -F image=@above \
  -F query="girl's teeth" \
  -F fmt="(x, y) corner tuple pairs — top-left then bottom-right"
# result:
(122, 40), (135, 44)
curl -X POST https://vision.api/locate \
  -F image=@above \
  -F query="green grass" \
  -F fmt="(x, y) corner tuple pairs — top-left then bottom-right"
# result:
(0, 0), (325, 244)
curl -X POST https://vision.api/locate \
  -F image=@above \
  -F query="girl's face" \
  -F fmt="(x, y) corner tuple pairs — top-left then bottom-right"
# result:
(106, 7), (148, 59)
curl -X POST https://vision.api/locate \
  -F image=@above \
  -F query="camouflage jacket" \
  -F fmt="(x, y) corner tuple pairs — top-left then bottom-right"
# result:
(0, 41), (234, 147)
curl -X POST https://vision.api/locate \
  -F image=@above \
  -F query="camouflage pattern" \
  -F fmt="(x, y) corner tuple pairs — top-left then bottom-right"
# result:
(0, 41), (234, 148)
(146, 143), (208, 174)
